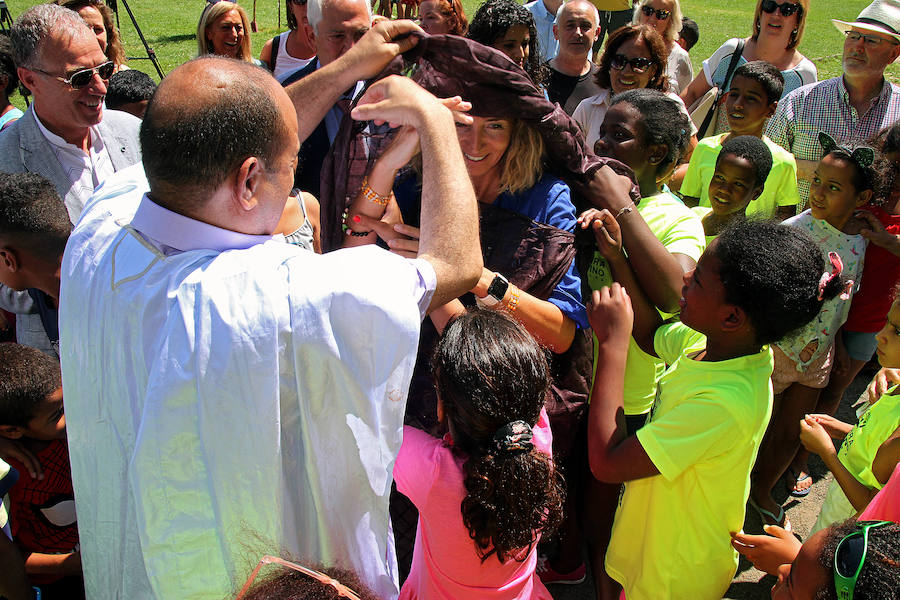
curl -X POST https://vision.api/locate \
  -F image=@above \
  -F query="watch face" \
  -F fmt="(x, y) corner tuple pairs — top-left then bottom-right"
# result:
(487, 274), (509, 302)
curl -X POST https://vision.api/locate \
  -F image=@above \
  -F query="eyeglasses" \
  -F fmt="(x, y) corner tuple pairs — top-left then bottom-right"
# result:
(235, 555), (363, 600)
(610, 53), (653, 72)
(31, 61), (115, 89)
(640, 5), (670, 20)
(760, 0), (801, 17)
(833, 520), (891, 600)
(844, 30), (900, 47)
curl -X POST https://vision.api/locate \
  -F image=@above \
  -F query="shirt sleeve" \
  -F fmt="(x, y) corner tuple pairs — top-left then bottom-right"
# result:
(394, 426), (441, 507)
(653, 321), (706, 365)
(636, 394), (741, 481)
(771, 154), (801, 208)
(679, 145), (707, 199)
(702, 38), (741, 87)
(541, 182), (590, 329)
(654, 201), (707, 263)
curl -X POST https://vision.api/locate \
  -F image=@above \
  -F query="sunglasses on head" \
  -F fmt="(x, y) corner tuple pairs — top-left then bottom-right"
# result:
(640, 5), (670, 20)
(610, 53), (653, 72)
(33, 60), (115, 89)
(760, 0), (801, 17)
(236, 556), (363, 600)
(833, 521), (891, 600)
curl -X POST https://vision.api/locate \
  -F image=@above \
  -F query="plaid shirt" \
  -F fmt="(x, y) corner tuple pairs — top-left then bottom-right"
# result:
(766, 76), (900, 208)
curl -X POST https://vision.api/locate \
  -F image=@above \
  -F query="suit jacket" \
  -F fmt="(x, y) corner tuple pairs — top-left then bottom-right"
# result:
(0, 106), (141, 357)
(282, 60), (330, 199)
(0, 106), (142, 222)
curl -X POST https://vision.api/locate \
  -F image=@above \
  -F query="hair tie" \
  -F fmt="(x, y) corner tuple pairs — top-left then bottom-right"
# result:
(493, 420), (534, 454)
(817, 251), (844, 301)
(818, 131), (875, 170)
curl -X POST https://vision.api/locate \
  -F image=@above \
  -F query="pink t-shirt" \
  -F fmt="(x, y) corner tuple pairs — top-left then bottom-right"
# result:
(859, 463), (900, 523)
(394, 409), (554, 600)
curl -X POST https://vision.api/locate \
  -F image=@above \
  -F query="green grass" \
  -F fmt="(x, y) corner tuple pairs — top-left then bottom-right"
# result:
(6, 0), (896, 96)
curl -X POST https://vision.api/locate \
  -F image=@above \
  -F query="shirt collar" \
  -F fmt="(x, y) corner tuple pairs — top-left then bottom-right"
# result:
(838, 75), (891, 107)
(33, 107), (99, 152)
(130, 194), (279, 253)
(532, 0), (555, 21)
(588, 88), (611, 106)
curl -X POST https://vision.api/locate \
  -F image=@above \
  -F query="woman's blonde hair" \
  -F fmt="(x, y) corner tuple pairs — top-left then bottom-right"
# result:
(632, 0), (682, 45)
(60, 0), (127, 67)
(197, 1), (254, 62)
(751, 0), (809, 50)
(500, 120), (544, 195)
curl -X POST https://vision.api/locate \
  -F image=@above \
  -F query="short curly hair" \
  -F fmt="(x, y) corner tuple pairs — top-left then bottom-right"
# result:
(813, 519), (900, 600)
(718, 135), (773, 188)
(609, 88), (690, 176)
(0, 344), (61, 428)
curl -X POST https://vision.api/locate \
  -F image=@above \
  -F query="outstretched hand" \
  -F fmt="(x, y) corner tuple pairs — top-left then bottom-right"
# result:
(588, 283), (633, 349)
(351, 75), (448, 128)
(731, 526), (801, 576)
(799, 414), (837, 457)
(341, 20), (423, 82)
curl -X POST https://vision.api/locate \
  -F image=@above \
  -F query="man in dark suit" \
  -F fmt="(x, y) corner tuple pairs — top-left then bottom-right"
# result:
(281, 0), (373, 198)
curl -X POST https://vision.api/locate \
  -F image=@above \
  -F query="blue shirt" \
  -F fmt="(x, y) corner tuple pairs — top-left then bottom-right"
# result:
(525, 0), (559, 63)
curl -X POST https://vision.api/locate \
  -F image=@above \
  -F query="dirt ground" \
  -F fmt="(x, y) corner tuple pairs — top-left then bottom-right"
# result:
(549, 364), (876, 600)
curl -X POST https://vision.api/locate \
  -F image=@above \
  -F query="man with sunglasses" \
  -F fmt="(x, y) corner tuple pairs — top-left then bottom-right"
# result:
(0, 4), (141, 223)
(766, 0), (900, 209)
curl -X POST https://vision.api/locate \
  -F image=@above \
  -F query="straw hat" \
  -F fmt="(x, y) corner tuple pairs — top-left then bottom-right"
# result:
(832, 0), (900, 44)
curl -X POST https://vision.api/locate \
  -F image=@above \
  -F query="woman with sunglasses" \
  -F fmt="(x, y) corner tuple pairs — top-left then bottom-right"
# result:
(573, 24), (696, 153)
(681, 0), (816, 136)
(260, 0), (316, 82)
(632, 0), (692, 95)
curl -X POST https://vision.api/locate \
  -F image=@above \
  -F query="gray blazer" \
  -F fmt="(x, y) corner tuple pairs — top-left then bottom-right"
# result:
(0, 106), (141, 356)
(0, 106), (142, 221)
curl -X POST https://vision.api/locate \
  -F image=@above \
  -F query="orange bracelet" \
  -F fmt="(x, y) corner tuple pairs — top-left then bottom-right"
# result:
(360, 177), (390, 206)
(503, 286), (520, 313)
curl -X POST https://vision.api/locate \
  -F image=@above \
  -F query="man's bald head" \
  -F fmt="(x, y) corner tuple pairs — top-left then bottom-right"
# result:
(140, 57), (294, 212)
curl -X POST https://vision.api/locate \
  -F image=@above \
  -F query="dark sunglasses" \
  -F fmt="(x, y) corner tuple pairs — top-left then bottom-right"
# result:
(833, 521), (891, 600)
(640, 5), (670, 20)
(610, 53), (653, 72)
(760, 0), (801, 17)
(33, 60), (115, 89)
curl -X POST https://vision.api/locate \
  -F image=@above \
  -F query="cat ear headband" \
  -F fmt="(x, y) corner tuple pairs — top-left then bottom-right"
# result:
(818, 131), (875, 169)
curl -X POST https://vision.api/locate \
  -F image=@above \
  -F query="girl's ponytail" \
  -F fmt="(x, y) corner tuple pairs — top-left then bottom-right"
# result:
(433, 309), (565, 563)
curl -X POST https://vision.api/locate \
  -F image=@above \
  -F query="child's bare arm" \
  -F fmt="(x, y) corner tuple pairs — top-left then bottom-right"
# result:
(587, 284), (660, 483)
(578, 208), (662, 356)
(0, 535), (31, 600)
(302, 193), (322, 254)
(873, 427), (900, 486)
(21, 549), (81, 577)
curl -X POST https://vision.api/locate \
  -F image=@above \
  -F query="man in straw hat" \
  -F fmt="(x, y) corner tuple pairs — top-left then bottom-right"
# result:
(766, 0), (900, 208)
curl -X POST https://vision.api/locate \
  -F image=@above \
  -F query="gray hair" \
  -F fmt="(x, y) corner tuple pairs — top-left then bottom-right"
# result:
(11, 4), (91, 69)
(307, 0), (372, 35)
(556, 0), (600, 28)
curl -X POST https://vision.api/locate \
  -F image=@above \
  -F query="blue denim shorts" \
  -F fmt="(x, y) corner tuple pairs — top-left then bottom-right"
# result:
(842, 329), (879, 362)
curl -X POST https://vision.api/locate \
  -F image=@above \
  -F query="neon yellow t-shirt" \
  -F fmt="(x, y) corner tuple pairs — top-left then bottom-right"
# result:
(680, 134), (800, 219)
(587, 190), (705, 415)
(691, 206), (718, 246)
(605, 322), (774, 600)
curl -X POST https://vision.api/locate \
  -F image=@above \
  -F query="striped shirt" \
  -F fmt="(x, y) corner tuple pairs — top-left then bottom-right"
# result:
(766, 76), (900, 208)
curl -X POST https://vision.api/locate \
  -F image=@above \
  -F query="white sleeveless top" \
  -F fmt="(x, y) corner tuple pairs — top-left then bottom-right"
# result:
(272, 31), (315, 82)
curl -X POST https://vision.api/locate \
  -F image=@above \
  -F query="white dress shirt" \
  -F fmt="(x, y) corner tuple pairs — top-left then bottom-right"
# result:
(60, 164), (435, 600)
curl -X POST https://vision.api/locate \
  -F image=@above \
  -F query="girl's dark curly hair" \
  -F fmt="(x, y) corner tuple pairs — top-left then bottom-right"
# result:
(237, 561), (379, 600)
(712, 220), (846, 346)
(609, 88), (690, 176)
(0, 34), (18, 98)
(432, 309), (564, 563)
(870, 122), (900, 205)
(813, 519), (900, 600)
(595, 24), (668, 92)
(821, 143), (892, 207)
(467, 0), (548, 87)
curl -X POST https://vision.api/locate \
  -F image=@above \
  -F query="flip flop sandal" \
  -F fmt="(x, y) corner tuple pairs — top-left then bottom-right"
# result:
(789, 469), (812, 498)
(748, 497), (791, 531)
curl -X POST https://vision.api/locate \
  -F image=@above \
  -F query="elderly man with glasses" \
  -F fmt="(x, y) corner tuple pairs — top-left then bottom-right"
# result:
(0, 3), (141, 223)
(766, 0), (900, 210)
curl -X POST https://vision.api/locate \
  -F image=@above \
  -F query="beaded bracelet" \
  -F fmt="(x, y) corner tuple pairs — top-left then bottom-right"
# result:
(503, 286), (520, 313)
(341, 209), (372, 237)
(360, 177), (390, 206)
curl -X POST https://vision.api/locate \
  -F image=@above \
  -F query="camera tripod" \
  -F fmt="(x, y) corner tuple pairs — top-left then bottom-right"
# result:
(106, 0), (165, 79)
(0, 1), (14, 33)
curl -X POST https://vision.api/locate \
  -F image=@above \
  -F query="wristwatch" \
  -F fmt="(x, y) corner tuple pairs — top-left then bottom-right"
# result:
(479, 272), (509, 307)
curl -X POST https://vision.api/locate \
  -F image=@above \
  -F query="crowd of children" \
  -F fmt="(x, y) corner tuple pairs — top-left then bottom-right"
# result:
(2, 1), (900, 599)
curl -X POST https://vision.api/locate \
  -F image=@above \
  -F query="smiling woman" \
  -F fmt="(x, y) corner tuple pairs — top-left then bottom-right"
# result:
(197, 1), (257, 64)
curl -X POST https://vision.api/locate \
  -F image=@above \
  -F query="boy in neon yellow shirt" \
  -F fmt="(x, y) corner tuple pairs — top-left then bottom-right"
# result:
(582, 219), (847, 599)
(680, 61), (799, 220)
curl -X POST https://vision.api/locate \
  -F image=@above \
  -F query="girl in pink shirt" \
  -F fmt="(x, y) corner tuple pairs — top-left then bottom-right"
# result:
(393, 309), (563, 600)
